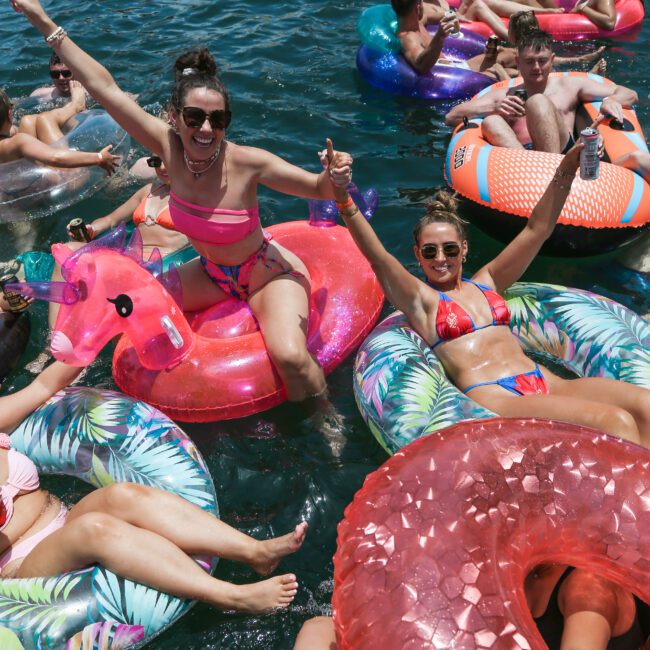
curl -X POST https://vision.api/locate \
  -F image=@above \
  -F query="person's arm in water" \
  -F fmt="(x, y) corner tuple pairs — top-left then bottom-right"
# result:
(473, 143), (582, 294)
(9, 0), (171, 159)
(571, 0), (616, 30)
(399, 13), (459, 74)
(1, 134), (119, 173)
(0, 361), (82, 432)
(321, 140), (433, 334)
(85, 183), (152, 237)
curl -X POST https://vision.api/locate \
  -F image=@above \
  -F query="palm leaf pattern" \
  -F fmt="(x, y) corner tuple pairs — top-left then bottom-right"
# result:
(0, 572), (87, 646)
(356, 283), (649, 454)
(0, 627), (25, 650)
(91, 568), (188, 637)
(3, 387), (218, 649)
(65, 621), (144, 650)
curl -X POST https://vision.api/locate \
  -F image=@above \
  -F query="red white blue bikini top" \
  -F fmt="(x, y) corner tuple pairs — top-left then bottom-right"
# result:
(0, 434), (39, 531)
(429, 279), (511, 349)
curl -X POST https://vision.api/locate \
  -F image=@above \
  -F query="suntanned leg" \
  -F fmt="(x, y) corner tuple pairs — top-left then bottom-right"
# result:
(466, 387), (641, 444)
(461, 0), (510, 40)
(17, 113), (38, 137)
(615, 150), (650, 183)
(525, 93), (570, 153)
(248, 243), (326, 401)
(294, 617), (338, 650)
(34, 81), (86, 144)
(558, 570), (637, 650)
(176, 257), (230, 311)
(543, 374), (650, 446)
(482, 0), (563, 14)
(482, 114), (525, 148)
(66, 483), (308, 576)
(15, 512), (299, 612)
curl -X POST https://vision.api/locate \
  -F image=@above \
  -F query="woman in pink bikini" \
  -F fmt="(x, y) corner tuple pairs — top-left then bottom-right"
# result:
(0, 360), (307, 611)
(325, 141), (650, 446)
(11, 0), (353, 403)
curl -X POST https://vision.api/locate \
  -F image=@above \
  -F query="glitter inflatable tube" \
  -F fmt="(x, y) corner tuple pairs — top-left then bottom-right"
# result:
(356, 4), (493, 100)
(333, 417), (650, 649)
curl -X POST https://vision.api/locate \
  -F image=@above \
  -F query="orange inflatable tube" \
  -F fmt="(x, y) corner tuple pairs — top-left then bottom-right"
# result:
(445, 72), (650, 256)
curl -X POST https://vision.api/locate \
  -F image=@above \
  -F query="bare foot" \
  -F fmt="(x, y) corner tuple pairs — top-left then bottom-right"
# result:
(230, 574), (299, 612)
(250, 522), (308, 576)
(590, 58), (607, 76)
(69, 81), (87, 113)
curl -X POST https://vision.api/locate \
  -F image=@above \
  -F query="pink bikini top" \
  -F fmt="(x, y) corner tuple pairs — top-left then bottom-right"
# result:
(169, 191), (260, 245)
(0, 434), (39, 531)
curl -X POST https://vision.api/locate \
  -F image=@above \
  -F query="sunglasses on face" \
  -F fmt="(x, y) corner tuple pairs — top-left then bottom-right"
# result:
(50, 69), (72, 79)
(146, 156), (162, 168)
(181, 106), (231, 130)
(420, 242), (462, 259)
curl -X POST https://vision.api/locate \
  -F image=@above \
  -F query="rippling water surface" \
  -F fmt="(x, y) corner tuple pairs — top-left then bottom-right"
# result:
(2, 1), (649, 647)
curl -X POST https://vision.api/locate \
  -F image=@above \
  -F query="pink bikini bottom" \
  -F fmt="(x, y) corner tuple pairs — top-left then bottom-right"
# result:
(0, 504), (68, 572)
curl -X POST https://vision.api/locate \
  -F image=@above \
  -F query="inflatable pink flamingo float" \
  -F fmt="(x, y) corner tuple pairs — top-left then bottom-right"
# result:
(11, 222), (383, 421)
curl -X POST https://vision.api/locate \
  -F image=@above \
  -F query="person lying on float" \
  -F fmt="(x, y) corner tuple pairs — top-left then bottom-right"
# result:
(0, 359), (307, 612)
(444, 30), (636, 154)
(325, 138), (650, 446)
(0, 83), (117, 172)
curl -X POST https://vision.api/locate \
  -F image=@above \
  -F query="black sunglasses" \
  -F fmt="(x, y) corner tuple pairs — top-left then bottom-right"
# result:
(420, 242), (461, 259)
(181, 106), (232, 130)
(50, 69), (73, 79)
(146, 156), (162, 168)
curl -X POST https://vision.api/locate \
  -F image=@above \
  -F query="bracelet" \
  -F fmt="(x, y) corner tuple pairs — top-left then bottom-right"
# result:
(551, 171), (575, 190)
(340, 205), (360, 219)
(336, 196), (355, 211)
(97, 152), (103, 162)
(554, 168), (576, 179)
(45, 26), (67, 46)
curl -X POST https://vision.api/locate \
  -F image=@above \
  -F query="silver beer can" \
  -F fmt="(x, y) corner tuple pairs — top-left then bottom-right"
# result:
(579, 127), (600, 181)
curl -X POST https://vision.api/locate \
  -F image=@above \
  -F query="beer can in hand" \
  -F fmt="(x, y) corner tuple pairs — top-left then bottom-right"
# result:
(444, 9), (461, 37)
(579, 127), (600, 181)
(0, 275), (30, 313)
(68, 218), (91, 243)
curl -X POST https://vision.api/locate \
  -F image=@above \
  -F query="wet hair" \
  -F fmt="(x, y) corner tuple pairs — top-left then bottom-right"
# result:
(391, 0), (419, 17)
(49, 52), (67, 68)
(509, 10), (539, 43)
(413, 190), (468, 244)
(170, 48), (230, 112)
(517, 29), (554, 55)
(0, 89), (11, 127)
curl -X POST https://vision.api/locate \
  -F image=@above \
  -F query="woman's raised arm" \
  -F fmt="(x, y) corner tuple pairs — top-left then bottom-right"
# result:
(9, 0), (171, 157)
(475, 143), (583, 293)
(325, 140), (430, 328)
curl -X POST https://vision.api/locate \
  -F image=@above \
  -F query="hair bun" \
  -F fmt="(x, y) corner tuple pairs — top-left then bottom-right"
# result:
(426, 190), (459, 215)
(173, 48), (219, 81)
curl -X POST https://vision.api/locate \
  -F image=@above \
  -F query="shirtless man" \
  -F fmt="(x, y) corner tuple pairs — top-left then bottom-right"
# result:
(393, 0), (510, 79)
(29, 52), (73, 101)
(444, 30), (637, 153)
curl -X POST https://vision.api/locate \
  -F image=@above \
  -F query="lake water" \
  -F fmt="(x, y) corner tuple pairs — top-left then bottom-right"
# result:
(2, 1), (649, 647)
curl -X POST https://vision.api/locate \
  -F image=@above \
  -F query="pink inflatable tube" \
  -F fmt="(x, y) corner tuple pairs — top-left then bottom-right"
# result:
(333, 418), (650, 649)
(447, 0), (644, 40)
(112, 220), (384, 421)
(9, 221), (383, 422)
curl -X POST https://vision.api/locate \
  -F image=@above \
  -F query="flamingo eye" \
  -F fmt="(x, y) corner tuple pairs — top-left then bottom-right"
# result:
(107, 294), (133, 318)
